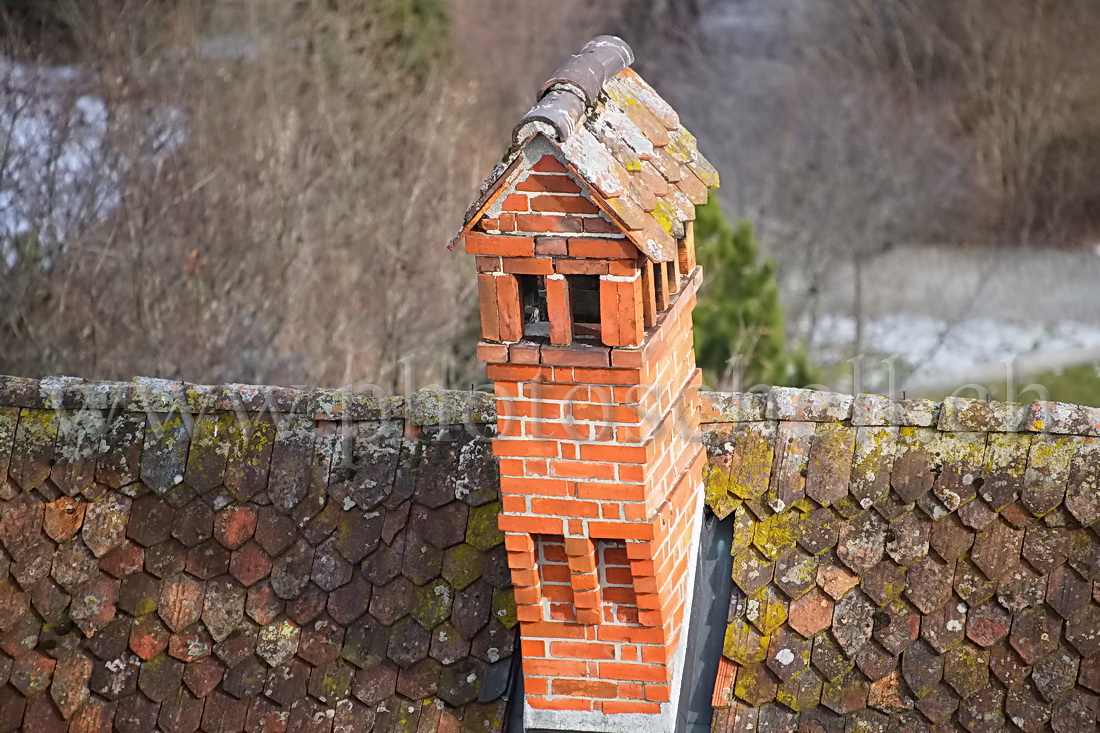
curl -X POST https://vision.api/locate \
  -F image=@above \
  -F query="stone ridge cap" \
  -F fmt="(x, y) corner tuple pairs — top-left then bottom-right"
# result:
(0, 374), (496, 426)
(513, 35), (633, 144)
(702, 386), (1100, 436)
(5, 376), (1098, 435)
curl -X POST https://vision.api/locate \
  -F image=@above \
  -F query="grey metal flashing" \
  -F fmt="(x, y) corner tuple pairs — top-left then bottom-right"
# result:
(675, 511), (734, 733)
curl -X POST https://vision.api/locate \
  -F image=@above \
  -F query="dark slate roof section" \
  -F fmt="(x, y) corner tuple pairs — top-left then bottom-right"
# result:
(449, 36), (720, 263)
(0, 376), (511, 732)
(702, 387), (1100, 731)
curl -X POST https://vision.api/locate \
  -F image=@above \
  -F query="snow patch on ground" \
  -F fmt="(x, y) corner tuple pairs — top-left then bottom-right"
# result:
(808, 312), (1100, 385)
(0, 59), (185, 260)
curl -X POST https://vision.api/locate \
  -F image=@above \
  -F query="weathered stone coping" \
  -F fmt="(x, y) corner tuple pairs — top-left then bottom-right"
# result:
(0, 376), (1096, 435)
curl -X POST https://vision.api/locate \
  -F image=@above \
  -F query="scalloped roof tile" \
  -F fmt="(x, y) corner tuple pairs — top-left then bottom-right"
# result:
(2, 375), (1100, 730)
(0, 376), (511, 731)
(706, 387), (1100, 731)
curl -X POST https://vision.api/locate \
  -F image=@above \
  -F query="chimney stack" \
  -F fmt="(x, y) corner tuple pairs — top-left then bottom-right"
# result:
(450, 36), (719, 732)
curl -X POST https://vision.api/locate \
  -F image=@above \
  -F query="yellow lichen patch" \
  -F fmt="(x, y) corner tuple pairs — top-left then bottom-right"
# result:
(651, 197), (684, 239)
(790, 498), (816, 514)
(806, 423), (855, 505)
(146, 411), (185, 440)
(1020, 433), (1073, 512)
(730, 504), (754, 554)
(213, 411), (244, 461)
(731, 547), (774, 596)
(831, 494), (864, 521)
(745, 585), (788, 635)
(851, 427), (898, 504)
(441, 544), (486, 591)
(461, 701), (505, 731)
(704, 461), (739, 519)
(256, 618), (300, 667)
(723, 618), (769, 665)
(603, 194), (647, 231)
(1025, 434), (1074, 481)
(604, 82), (642, 111)
(466, 502), (504, 551)
(732, 661), (776, 705)
(774, 550), (818, 599)
(777, 671), (824, 712)
(664, 127), (700, 166)
(730, 430), (775, 501)
(936, 431), (986, 466)
(491, 587), (518, 629)
(943, 644), (989, 698)
(12, 408), (59, 489)
(391, 699), (421, 733)
(752, 510), (801, 561)
(984, 432), (1031, 477)
(411, 580), (453, 629)
(0, 407), (18, 451)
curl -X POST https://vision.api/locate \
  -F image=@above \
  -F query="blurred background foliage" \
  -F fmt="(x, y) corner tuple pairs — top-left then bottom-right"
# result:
(2, 0), (1100, 397)
(693, 198), (816, 390)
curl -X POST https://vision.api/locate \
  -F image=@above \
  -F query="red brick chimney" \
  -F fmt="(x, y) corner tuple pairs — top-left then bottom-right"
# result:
(450, 36), (719, 731)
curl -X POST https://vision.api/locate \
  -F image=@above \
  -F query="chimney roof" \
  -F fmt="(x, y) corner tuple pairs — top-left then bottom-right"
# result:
(449, 36), (719, 262)
(515, 36), (635, 142)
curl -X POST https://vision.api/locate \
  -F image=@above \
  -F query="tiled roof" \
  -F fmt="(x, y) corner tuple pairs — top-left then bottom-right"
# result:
(448, 36), (720, 262)
(0, 376), (511, 732)
(2, 376), (1098, 731)
(703, 388), (1100, 731)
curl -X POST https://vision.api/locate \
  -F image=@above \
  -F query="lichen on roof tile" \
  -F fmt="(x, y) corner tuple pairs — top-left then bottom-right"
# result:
(766, 387), (853, 423)
(3, 371), (1100, 730)
(0, 376), (514, 732)
(707, 386), (1100, 729)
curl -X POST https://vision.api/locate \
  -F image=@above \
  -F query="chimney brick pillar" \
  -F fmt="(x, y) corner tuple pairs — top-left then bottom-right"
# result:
(476, 217), (706, 731)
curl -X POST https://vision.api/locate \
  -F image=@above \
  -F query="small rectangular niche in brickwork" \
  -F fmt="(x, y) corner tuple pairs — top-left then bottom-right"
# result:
(537, 534), (575, 622)
(665, 261), (680, 295)
(598, 540), (639, 626)
(677, 223), (697, 275)
(654, 261), (669, 312)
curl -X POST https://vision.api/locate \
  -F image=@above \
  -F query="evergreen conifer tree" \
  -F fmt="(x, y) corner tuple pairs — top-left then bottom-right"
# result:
(694, 198), (816, 389)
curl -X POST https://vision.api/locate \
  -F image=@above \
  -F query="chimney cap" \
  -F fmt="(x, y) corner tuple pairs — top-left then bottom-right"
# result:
(514, 36), (634, 143)
(539, 35), (634, 106)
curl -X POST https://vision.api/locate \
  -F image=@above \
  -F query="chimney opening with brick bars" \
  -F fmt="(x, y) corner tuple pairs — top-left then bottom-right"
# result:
(568, 274), (603, 339)
(450, 34), (720, 733)
(520, 274), (550, 338)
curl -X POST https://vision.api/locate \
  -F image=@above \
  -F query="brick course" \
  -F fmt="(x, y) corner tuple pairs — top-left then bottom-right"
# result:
(476, 244), (706, 714)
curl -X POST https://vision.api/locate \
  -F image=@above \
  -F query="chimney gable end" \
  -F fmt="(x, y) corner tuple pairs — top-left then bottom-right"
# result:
(448, 38), (719, 264)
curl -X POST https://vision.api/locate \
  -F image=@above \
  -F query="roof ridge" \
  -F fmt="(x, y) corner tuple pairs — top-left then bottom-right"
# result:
(6, 376), (1099, 436)
(513, 35), (634, 143)
(704, 386), (1100, 435)
(0, 375), (495, 425)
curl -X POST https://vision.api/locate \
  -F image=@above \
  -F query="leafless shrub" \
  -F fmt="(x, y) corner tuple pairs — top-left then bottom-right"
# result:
(805, 0), (1100, 245)
(630, 2), (976, 356)
(1, 0), (618, 389)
